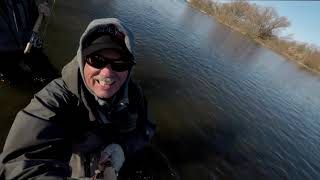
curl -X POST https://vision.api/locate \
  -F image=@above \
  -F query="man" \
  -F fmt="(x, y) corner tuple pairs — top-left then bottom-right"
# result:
(0, 18), (156, 179)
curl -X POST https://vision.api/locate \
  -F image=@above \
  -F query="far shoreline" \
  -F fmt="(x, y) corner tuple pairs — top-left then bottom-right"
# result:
(187, 0), (320, 75)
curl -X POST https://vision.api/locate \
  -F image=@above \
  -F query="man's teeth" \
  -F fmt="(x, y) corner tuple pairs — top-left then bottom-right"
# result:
(97, 78), (115, 85)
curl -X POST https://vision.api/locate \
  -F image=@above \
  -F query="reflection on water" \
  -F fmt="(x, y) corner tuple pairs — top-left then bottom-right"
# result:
(0, 51), (58, 85)
(1, 0), (320, 179)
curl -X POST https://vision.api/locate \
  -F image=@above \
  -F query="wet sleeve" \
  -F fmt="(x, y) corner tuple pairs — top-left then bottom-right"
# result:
(0, 78), (76, 179)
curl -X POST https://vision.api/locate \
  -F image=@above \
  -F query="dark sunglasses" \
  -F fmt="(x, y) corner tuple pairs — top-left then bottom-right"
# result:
(85, 54), (135, 72)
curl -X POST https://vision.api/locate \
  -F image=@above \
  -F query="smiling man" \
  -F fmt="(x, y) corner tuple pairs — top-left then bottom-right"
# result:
(0, 18), (156, 179)
(82, 38), (133, 99)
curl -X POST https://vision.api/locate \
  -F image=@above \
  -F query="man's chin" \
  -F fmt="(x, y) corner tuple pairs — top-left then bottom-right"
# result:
(97, 94), (113, 99)
(95, 91), (115, 99)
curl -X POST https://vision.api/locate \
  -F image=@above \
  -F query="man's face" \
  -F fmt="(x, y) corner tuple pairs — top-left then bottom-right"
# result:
(84, 49), (129, 99)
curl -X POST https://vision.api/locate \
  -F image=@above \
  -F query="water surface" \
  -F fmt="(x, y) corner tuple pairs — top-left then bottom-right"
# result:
(1, 0), (320, 179)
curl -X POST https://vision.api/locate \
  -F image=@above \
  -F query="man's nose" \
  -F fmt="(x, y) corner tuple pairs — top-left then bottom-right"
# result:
(100, 64), (113, 75)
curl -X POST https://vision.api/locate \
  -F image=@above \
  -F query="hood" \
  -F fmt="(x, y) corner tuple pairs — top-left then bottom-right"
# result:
(80, 18), (136, 104)
(77, 18), (136, 80)
(61, 18), (136, 121)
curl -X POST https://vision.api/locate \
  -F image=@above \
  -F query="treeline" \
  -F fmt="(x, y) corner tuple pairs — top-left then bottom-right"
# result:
(189, 0), (320, 72)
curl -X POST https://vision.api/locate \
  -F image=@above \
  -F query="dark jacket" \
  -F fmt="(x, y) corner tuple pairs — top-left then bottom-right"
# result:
(0, 55), (156, 179)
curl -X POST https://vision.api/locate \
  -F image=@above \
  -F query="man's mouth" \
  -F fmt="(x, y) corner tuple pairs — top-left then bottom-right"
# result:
(94, 77), (115, 86)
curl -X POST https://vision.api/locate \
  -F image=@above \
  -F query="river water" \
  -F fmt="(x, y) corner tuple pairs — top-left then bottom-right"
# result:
(1, 0), (320, 179)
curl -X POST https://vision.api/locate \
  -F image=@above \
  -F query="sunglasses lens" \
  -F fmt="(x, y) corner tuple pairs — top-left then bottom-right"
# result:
(86, 55), (105, 69)
(111, 61), (133, 72)
(86, 55), (133, 72)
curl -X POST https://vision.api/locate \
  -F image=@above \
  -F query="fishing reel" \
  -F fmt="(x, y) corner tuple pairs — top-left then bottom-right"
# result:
(24, 32), (43, 54)
(29, 32), (43, 48)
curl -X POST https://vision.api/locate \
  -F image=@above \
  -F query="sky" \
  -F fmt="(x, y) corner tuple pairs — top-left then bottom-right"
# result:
(250, 1), (320, 47)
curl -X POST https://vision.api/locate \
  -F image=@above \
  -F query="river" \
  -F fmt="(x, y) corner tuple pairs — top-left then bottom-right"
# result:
(1, 0), (320, 179)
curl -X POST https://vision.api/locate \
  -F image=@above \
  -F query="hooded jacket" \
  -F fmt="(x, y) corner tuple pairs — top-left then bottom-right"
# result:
(0, 18), (156, 179)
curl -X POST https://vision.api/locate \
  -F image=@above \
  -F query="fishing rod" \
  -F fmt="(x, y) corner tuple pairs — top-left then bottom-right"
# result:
(24, 0), (55, 54)
(23, 13), (44, 54)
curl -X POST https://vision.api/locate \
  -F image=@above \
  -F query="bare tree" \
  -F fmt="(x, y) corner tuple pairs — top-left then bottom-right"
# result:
(254, 7), (290, 39)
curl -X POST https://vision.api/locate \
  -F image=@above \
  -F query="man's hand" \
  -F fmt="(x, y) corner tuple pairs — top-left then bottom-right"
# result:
(99, 144), (125, 173)
(38, 2), (50, 17)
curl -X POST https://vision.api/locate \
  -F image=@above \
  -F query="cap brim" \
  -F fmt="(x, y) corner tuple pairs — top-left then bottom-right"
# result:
(82, 43), (124, 57)
(82, 35), (129, 57)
